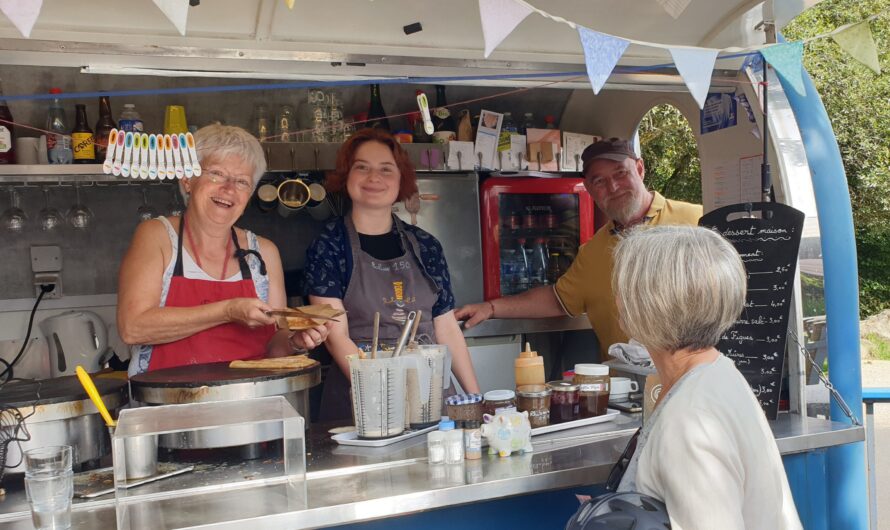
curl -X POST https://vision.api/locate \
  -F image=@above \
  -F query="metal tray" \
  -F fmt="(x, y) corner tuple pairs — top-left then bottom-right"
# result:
(332, 425), (438, 447)
(73, 463), (194, 498)
(530, 409), (621, 436)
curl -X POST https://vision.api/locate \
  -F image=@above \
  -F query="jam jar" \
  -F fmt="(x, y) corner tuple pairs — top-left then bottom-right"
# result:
(445, 393), (483, 426)
(516, 384), (552, 428)
(547, 381), (579, 424)
(482, 389), (516, 417)
(574, 364), (611, 418)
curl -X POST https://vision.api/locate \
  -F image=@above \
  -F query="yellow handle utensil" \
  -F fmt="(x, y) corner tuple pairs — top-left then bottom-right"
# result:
(75, 365), (117, 428)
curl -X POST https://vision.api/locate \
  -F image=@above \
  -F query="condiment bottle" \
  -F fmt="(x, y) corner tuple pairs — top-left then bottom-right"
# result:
(439, 418), (464, 464)
(427, 417), (448, 465)
(515, 342), (545, 388)
(463, 420), (482, 460)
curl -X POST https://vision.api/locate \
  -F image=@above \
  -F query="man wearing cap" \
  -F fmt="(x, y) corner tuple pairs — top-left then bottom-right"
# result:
(455, 138), (702, 361)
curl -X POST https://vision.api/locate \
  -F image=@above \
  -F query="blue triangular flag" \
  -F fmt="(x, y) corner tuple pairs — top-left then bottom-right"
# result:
(578, 26), (630, 95)
(669, 47), (719, 109)
(760, 42), (806, 96)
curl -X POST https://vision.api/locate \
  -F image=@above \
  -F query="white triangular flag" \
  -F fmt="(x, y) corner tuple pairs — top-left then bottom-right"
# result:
(669, 47), (719, 109)
(656, 0), (691, 19)
(478, 0), (533, 58)
(578, 26), (629, 95)
(833, 21), (881, 74)
(153, 0), (189, 36)
(0, 0), (43, 38)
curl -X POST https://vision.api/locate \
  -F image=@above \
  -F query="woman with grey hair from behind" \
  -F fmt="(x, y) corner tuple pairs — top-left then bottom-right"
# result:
(611, 225), (801, 530)
(117, 124), (330, 375)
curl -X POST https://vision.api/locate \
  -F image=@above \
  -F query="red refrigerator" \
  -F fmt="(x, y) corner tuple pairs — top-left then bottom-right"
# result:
(481, 177), (595, 300)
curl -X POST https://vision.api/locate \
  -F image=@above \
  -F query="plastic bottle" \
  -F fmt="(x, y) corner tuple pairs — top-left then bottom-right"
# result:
(118, 104), (144, 133)
(0, 79), (14, 164)
(46, 88), (72, 164)
(514, 237), (530, 293)
(529, 237), (549, 286)
(440, 418), (464, 464)
(515, 342), (546, 388)
(464, 420), (482, 460)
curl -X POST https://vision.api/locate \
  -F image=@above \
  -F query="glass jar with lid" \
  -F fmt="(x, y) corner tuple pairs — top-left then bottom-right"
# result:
(547, 381), (579, 424)
(482, 389), (516, 417)
(573, 364), (611, 418)
(516, 384), (551, 428)
(445, 393), (483, 427)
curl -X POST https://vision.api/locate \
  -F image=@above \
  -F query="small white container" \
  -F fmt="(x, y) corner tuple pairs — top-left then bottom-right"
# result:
(427, 430), (446, 465)
(445, 428), (464, 464)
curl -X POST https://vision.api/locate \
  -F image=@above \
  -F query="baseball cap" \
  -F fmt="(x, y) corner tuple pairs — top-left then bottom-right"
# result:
(581, 137), (638, 174)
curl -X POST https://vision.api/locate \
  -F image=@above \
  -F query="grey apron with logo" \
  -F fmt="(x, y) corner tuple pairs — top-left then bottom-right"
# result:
(318, 214), (440, 421)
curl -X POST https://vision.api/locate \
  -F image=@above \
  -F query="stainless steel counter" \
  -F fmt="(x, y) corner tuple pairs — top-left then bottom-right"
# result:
(462, 315), (591, 338)
(0, 412), (863, 529)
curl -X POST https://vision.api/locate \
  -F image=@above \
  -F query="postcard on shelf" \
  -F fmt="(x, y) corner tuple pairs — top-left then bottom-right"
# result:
(525, 128), (561, 171)
(474, 110), (503, 170)
(562, 132), (599, 172)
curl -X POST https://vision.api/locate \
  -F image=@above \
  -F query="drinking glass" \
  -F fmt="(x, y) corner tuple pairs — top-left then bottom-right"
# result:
(24, 445), (74, 530)
(137, 186), (159, 223)
(1, 188), (27, 233)
(38, 187), (64, 232)
(66, 185), (93, 230)
(275, 104), (296, 142)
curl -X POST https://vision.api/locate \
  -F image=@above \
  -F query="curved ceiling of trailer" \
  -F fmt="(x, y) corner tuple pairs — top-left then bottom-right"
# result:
(0, 0), (823, 84)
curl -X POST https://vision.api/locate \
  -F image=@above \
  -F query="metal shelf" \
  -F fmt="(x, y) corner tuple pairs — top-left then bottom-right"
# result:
(0, 164), (124, 183)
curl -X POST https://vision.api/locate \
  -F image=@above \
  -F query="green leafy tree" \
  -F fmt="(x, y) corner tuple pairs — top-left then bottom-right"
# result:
(785, 0), (890, 317)
(638, 104), (702, 204)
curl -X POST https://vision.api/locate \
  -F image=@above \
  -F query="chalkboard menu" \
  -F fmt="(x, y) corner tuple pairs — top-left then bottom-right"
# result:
(699, 202), (805, 419)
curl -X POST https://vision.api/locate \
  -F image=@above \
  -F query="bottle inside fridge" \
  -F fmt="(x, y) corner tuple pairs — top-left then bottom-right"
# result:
(497, 193), (581, 295)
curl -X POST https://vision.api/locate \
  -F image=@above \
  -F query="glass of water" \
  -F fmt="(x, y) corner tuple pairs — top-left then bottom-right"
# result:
(24, 445), (74, 530)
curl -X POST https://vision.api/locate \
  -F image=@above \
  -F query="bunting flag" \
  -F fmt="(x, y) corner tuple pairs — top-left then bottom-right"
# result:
(760, 42), (806, 96)
(152, 0), (189, 36)
(656, 0), (692, 19)
(0, 0), (43, 38)
(669, 47), (719, 109)
(479, 0), (533, 58)
(832, 21), (881, 74)
(578, 26), (630, 95)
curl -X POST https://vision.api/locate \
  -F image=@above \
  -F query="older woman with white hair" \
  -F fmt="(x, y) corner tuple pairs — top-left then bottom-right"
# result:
(118, 124), (329, 375)
(611, 225), (801, 530)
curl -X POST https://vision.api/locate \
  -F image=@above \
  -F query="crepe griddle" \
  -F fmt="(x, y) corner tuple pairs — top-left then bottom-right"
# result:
(129, 360), (319, 388)
(0, 375), (127, 407)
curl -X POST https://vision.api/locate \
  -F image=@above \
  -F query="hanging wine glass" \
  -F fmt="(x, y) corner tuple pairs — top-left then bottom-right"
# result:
(1, 188), (28, 233)
(67, 184), (94, 230)
(137, 185), (159, 223)
(38, 187), (64, 232)
(165, 183), (184, 217)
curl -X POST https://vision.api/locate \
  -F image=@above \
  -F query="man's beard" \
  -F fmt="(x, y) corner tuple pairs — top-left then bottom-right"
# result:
(602, 189), (646, 226)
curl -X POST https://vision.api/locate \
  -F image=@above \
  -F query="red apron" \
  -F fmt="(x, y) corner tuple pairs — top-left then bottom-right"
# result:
(147, 216), (276, 372)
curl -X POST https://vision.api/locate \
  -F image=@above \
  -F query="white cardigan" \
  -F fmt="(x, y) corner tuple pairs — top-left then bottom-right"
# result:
(624, 355), (802, 530)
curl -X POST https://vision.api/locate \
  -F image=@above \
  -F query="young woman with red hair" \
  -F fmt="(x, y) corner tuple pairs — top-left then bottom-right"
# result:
(304, 128), (480, 420)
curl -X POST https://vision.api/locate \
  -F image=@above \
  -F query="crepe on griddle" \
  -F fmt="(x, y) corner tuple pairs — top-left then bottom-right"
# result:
(229, 355), (318, 370)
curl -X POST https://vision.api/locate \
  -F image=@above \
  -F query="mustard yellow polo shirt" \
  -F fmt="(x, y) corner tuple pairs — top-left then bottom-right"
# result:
(554, 192), (703, 360)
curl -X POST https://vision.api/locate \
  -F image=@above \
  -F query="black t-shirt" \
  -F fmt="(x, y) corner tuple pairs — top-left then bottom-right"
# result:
(358, 231), (404, 260)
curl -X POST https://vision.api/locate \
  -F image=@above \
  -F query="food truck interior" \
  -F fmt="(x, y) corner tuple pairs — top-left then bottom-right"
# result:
(0, 1), (870, 528)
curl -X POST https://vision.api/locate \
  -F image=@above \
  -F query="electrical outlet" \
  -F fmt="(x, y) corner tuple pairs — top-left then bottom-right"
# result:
(34, 273), (62, 299)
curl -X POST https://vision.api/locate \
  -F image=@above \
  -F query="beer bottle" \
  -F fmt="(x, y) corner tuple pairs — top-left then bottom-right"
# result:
(432, 85), (456, 139)
(71, 104), (95, 164)
(0, 78), (15, 164)
(94, 95), (115, 161)
(366, 84), (390, 131)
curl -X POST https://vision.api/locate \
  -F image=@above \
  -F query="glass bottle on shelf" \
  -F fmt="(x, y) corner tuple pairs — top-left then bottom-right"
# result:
(94, 95), (115, 162)
(71, 104), (95, 164)
(275, 104), (296, 141)
(252, 103), (271, 141)
(547, 251), (562, 285)
(366, 84), (390, 131)
(0, 79), (16, 164)
(432, 85), (456, 138)
(46, 88), (72, 164)
(544, 115), (557, 129)
(411, 112), (432, 143)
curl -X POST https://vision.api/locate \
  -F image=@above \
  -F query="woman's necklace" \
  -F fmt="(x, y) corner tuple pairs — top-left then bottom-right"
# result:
(184, 219), (233, 279)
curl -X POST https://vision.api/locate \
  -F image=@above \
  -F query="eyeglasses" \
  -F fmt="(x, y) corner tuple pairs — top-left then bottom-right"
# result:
(586, 168), (632, 190)
(204, 169), (254, 193)
(605, 428), (640, 492)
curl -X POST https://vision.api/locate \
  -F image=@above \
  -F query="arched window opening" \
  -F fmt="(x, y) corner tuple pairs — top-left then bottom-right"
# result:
(636, 104), (702, 205)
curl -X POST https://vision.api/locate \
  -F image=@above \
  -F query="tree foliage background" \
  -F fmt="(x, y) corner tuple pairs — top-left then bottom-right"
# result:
(640, 0), (890, 318)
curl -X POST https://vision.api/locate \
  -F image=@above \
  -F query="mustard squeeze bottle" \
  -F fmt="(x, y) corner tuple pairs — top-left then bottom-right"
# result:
(515, 342), (545, 388)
